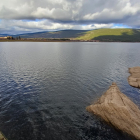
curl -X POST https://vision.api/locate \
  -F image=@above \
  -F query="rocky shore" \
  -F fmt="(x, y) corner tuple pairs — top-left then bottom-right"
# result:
(86, 83), (140, 140)
(128, 67), (140, 88)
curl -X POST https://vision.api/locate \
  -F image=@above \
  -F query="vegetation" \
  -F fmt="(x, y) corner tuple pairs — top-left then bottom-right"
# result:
(76, 28), (140, 42)
(12, 30), (88, 39)
(0, 38), (71, 42)
(1, 28), (140, 42)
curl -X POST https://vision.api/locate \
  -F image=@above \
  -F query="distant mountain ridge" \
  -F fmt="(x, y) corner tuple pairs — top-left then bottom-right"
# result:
(12, 30), (89, 39)
(0, 34), (9, 37)
(1, 28), (140, 42)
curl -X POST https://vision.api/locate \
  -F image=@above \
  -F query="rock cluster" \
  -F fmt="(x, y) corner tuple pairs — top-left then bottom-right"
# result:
(86, 83), (140, 140)
(128, 67), (140, 88)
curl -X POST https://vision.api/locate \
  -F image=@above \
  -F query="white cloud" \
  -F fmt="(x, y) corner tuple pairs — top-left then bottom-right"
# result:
(0, 0), (140, 34)
(0, 0), (139, 22)
(83, 1), (140, 23)
(81, 24), (113, 30)
(0, 19), (114, 34)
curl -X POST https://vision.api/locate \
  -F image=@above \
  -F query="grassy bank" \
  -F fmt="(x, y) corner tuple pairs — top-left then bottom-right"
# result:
(76, 29), (140, 42)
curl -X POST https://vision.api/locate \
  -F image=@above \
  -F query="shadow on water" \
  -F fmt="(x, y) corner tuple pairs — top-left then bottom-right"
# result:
(81, 112), (137, 140)
(93, 29), (140, 42)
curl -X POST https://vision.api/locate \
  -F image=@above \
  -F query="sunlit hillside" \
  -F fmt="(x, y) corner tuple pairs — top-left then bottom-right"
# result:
(76, 29), (140, 42)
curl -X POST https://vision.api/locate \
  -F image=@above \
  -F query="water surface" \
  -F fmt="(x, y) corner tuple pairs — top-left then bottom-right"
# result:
(0, 42), (140, 140)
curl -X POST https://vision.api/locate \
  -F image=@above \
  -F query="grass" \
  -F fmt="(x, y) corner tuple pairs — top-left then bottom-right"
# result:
(1, 28), (140, 42)
(48, 31), (61, 34)
(76, 28), (140, 41)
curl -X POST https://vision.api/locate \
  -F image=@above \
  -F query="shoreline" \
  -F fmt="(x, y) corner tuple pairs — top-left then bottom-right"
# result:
(0, 39), (140, 43)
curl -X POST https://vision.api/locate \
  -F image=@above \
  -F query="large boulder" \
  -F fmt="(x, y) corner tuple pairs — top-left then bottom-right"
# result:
(86, 83), (140, 140)
(128, 67), (140, 88)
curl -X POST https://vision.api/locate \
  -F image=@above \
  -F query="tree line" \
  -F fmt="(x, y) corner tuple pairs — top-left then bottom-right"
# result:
(7, 36), (21, 40)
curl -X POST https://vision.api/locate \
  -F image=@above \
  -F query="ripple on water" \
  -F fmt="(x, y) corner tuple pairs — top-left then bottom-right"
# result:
(0, 42), (140, 140)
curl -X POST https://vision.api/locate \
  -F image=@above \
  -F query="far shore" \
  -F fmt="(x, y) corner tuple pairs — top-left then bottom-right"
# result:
(0, 38), (140, 42)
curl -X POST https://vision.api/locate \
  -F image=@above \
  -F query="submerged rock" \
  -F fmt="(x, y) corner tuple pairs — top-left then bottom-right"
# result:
(86, 83), (140, 140)
(128, 67), (140, 88)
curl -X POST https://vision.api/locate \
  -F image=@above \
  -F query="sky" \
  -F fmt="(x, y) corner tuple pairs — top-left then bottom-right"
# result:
(0, 0), (140, 35)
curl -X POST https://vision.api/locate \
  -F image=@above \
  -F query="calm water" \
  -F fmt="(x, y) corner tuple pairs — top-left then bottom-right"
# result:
(0, 42), (140, 140)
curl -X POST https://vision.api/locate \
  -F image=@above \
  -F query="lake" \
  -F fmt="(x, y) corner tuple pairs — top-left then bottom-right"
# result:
(0, 42), (140, 140)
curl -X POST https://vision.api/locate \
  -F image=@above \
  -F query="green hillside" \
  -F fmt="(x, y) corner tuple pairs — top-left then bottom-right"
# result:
(9, 28), (140, 42)
(76, 29), (140, 42)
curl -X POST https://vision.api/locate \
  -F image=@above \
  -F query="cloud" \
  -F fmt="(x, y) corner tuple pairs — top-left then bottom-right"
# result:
(0, 0), (140, 34)
(0, 19), (114, 34)
(82, 1), (140, 23)
(1, 0), (140, 23)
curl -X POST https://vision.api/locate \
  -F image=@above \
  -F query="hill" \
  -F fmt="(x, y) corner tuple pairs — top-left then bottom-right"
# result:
(13, 30), (88, 39)
(1, 28), (140, 42)
(0, 34), (9, 37)
(76, 28), (140, 42)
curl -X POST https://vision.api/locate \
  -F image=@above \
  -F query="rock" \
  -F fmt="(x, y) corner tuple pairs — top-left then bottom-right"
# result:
(128, 67), (140, 88)
(86, 83), (140, 140)
(0, 132), (6, 140)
